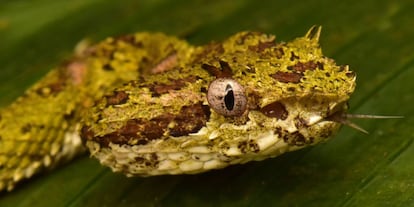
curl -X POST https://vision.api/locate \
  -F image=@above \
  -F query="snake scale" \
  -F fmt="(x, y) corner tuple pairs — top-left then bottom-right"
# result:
(0, 26), (356, 191)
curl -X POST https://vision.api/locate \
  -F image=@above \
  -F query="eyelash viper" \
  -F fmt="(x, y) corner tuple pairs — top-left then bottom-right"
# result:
(0, 26), (356, 191)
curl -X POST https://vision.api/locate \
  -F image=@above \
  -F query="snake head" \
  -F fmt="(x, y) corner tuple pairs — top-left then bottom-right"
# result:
(80, 26), (359, 176)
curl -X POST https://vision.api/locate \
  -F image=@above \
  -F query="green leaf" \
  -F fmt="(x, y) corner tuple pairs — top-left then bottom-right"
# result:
(1, 0), (413, 206)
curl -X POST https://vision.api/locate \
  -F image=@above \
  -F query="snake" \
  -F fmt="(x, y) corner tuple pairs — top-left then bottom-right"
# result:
(0, 26), (356, 191)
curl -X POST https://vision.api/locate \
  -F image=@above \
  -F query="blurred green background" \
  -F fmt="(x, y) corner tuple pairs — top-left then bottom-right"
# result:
(0, 0), (413, 206)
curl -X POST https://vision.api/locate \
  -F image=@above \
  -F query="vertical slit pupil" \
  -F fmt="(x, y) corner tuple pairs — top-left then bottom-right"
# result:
(224, 84), (234, 111)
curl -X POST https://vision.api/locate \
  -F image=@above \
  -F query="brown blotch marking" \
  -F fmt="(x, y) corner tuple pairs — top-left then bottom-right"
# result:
(274, 47), (285, 59)
(84, 103), (211, 148)
(260, 101), (288, 120)
(248, 40), (276, 52)
(148, 76), (198, 97)
(146, 153), (159, 167)
(102, 63), (114, 71)
(317, 61), (324, 70)
(248, 140), (260, 153)
(287, 87), (296, 92)
(287, 61), (318, 73)
(245, 64), (256, 73)
(115, 34), (144, 48)
(238, 140), (260, 153)
(270, 71), (303, 83)
(80, 126), (95, 145)
(201, 60), (233, 78)
(133, 153), (159, 168)
(238, 141), (248, 153)
(105, 90), (129, 106)
(48, 82), (65, 93)
(219, 60), (233, 77)
(144, 161), (152, 167)
(290, 51), (300, 61)
(258, 41), (276, 51)
(21, 124), (32, 134)
(134, 157), (145, 163)
(346, 71), (356, 78)
(150, 153), (158, 162)
(283, 131), (308, 146)
(47, 82), (65, 94)
(201, 64), (219, 76)
(200, 87), (207, 93)
(149, 153), (159, 167)
(274, 127), (284, 138)
(294, 117), (308, 129)
(36, 82), (66, 96)
(169, 104), (211, 137)
(93, 46), (115, 60)
(63, 110), (76, 121)
(320, 128), (334, 139)
(36, 65), (75, 96)
(129, 119), (163, 140)
(115, 119), (148, 144)
(126, 80), (139, 88)
(85, 118), (165, 147)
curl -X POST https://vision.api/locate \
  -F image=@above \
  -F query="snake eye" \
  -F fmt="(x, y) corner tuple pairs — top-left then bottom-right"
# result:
(207, 78), (247, 117)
